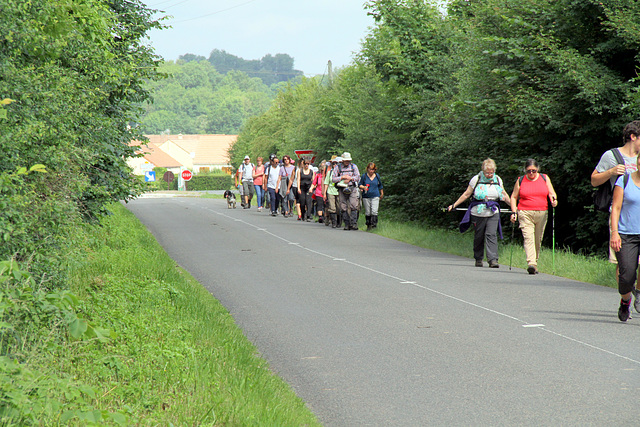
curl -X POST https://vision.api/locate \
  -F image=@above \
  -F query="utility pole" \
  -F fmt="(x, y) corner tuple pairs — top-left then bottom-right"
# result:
(327, 60), (333, 85)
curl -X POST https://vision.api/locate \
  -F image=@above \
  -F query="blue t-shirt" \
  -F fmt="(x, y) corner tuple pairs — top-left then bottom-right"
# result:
(616, 174), (640, 234)
(359, 173), (383, 198)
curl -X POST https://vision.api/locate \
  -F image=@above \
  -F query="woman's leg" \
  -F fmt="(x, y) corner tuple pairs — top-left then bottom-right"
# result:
(484, 214), (499, 263)
(305, 193), (313, 221)
(471, 215), (488, 262)
(533, 210), (548, 263)
(518, 210), (538, 267)
(615, 234), (640, 321)
(254, 185), (263, 208)
(616, 234), (640, 297)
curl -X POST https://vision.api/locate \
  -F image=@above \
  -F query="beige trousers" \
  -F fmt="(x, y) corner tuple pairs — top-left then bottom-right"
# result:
(518, 210), (548, 267)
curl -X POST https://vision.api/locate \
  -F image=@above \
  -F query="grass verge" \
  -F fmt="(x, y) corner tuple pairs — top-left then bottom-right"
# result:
(369, 215), (616, 288)
(58, 203), (320, 425)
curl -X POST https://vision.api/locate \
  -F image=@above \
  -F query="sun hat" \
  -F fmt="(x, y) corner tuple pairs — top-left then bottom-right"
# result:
(330, 155), (338, 161)
(335, 156), (343, 162)
(244, 155), (250, 160)
(341, 152), (352, 161)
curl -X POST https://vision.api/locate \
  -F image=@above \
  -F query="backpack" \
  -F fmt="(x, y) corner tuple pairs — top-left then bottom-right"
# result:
(518, 173), (547, 186)
(334, 163), (355, 188)
(472, 172), (501, 200)
(593, 148), (625, 212)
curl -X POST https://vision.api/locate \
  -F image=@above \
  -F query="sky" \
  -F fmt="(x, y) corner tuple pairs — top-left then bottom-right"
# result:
(144, 0), (377, 76)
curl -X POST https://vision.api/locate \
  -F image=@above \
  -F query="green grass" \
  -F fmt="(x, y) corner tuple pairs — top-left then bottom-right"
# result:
(57, 203), (320, 425)
(368, 215), (616, 288)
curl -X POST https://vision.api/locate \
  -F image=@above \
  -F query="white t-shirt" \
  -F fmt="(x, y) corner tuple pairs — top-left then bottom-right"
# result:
(241, 163), (254, 182)
(265, 165), (280, 189)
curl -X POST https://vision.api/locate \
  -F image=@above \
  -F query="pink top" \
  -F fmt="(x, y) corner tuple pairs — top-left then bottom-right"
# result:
(518, 175), (549, 211)
(253, 165), (265, 186)
(313, 173), (323, 197)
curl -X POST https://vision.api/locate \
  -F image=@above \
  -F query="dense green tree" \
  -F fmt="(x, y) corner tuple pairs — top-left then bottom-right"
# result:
(141, 61), (274, 134)
(1, 0), (162, 279)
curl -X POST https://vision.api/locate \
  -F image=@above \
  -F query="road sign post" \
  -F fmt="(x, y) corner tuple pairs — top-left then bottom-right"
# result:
(181, 169), (193, 191)
(163, 171), (175, 191)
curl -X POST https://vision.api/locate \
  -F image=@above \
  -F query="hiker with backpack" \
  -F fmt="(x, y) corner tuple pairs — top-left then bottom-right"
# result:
(591, 120), (640, 306)
(277, 155), (296, 217)
(323, 156), (342, 228)
(610, 155), (640, 322)
(239, 155), (255, 209)
(359, 162), (384, 231)
(509, 159), (558, 275)
(264, 155), (281, 216)
(332, 152), (361, 230)
(447, 158), (511, 268)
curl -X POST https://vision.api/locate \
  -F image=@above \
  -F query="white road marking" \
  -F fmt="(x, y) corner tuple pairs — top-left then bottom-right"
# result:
(207, 206), (640, 366)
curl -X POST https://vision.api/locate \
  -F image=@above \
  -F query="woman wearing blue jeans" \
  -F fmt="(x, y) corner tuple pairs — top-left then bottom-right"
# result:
(610, 155), (640, 322)
(253, 157), (265, 212)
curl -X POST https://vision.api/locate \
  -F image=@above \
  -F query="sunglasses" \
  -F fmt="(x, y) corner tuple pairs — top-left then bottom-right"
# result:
(526, 169), (538, 174)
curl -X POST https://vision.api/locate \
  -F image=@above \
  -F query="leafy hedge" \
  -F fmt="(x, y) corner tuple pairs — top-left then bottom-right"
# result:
(187, 173), (234, 191)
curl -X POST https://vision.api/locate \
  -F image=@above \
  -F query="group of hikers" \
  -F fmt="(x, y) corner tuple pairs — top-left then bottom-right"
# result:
(234, 152), (384, 231)
(232, 120), (640, 322)
(445, 120), (640, 322)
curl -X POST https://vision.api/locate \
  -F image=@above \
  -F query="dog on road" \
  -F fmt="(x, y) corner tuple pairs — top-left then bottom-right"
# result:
(223, 190), (237, 209)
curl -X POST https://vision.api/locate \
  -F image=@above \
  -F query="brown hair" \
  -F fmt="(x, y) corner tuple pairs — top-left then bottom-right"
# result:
(367, 162), (377, 171)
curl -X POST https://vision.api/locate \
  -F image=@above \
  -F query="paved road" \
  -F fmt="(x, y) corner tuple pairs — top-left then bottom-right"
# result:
(127, 196), (640, 426)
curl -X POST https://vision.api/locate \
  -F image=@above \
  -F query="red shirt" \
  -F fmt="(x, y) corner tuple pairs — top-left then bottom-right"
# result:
(518, 175), (549, 211)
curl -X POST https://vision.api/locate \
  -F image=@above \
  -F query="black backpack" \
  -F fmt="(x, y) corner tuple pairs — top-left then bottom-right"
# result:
(593, 148), (625, 212)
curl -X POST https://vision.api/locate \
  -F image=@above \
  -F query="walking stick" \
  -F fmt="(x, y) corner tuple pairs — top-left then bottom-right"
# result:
(552, 206), (556, 275)
(509, 217), (515, 270)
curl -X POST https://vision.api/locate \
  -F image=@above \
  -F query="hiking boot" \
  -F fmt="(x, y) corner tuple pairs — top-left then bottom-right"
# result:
(342, 212), (350, 230)
(619, 298), (632, 322)
(350, 211), (359, 230)
(488, 260), (499, 268)
(475, 260), (483, 267)
(633, 288), (640, 314)
(527, 265), (538, 275)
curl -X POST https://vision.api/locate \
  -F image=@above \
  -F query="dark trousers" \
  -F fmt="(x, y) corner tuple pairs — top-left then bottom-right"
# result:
(472, 214), (499, 262)
(616, 234), (640, 295)
(298, 190), (313, 219)
(268, 188), (279, 214)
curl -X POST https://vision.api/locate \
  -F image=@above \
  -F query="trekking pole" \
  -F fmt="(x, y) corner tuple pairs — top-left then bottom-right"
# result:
(509, 218), (515, 270)
(552, 206), (556, 275)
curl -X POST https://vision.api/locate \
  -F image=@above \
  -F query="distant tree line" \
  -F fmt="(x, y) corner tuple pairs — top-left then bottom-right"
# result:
(231, 0), (640, 256)
(140, 51), (306, 135)
(180, 49), (304, 86)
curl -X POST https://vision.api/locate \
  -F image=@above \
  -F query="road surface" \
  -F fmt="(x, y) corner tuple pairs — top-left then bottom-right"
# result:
(126, 196), (640, 426)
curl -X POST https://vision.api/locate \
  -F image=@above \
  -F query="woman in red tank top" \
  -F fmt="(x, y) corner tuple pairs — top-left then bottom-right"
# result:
(509, 159), (558, 274)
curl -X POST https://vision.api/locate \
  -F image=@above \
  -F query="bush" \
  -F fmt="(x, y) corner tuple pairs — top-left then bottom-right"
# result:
(187, 172), (233, 191)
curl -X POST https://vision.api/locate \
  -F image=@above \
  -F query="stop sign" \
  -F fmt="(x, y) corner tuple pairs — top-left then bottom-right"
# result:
(181, 170), (193, 181)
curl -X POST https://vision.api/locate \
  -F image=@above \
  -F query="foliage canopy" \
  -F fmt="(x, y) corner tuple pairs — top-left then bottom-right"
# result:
(234, 0), (640, 254)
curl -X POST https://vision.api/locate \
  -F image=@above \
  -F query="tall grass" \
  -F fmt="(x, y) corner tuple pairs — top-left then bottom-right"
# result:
(59, 203), (320, 425)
